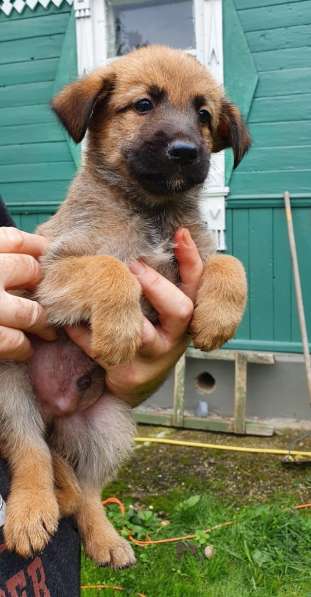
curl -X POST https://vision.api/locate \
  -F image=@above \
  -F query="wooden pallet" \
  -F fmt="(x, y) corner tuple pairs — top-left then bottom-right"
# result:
(135, 347), (275, 436)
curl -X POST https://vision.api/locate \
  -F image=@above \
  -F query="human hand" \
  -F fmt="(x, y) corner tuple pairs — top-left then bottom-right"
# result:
(66, 228), (203, 407)
(0, 227), (56, 361)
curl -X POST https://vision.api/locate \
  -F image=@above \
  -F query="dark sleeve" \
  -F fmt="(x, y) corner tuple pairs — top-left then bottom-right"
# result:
(0, 198), (16, 227)
(0, 460), (81, 597)
(0, 200), (81, 595)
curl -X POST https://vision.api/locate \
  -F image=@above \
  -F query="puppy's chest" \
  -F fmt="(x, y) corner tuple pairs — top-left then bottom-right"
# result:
(101, 219), (180, 285)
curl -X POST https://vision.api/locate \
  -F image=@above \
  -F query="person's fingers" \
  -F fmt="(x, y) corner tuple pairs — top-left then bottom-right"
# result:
(0, 254), (42, 289)
(0, 227), (48, 257)
(65, 325), (93, 356)
(0, 325), (33, 361)
(138, 318), (167, 357)
(129, 261), (193, 341)
(174, 228), (203, 301)
(0, 293), (56, 341)
(67, 318), (166, 361)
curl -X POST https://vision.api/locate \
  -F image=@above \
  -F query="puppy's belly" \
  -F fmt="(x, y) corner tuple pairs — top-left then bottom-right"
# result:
(29, 334), (106, 419)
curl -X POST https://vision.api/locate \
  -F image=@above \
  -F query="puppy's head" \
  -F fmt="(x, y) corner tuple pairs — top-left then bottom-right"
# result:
(52, 46), (250, 198)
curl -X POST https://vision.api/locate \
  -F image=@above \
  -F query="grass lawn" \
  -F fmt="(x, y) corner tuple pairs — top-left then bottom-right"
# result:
(81, 427), (311, 597)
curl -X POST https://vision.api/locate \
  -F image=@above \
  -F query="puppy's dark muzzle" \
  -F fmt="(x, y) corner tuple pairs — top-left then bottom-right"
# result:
(167, 140), (199, 164)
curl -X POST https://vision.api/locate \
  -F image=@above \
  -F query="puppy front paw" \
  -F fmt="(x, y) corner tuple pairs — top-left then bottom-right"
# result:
(84, 533), (136, 568)
(191, 300), (244, 352)
(91, 304), (144, 366)
(5, 490), (59, 557)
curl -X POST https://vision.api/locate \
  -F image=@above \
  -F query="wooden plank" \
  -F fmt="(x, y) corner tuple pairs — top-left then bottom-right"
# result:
(186, 347), (275, 365)
(224, 338), (309, 354)
(1, 181), (69, 203)
(172, 354), (186, 427)
(0, 13), (69, 43)
(253, 46), (311, 73)
(257, 68), (311, 98)
(0, 58), (57, 87)
(236, 0), (302, 8)
(0, 104), (55, 127)
(0, 143), (71, 166)
(291, 208), (311, 344)
(0, 81), (52, 109)
(249, 121), (311, 147)
(273, 208), (293, 344)
(238, 146), (311, 173)
(246, 24), (311, 53)
(133, 411), (173, 427)
(223, 0), (257, 182)
(0, 162), (75, 183)
(234, 353), (248, 434)
(0, 34), (63, 65)
(249, 94), (311, 123)
(231, 208), (250, 341)
(134, 411), (274, 436)
(238, 1), (311, 33)
(0, 123), (65, 146)
(248, 209), (274, 341)
(230, 170), (311, 195)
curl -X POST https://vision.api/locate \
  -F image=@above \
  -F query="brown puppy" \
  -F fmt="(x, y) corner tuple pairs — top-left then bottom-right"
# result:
(0, 45), (249, 566)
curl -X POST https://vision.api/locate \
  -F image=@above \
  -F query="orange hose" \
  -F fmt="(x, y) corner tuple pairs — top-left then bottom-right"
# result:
(82, 497), (311, 592)
(102, 497), (311, 548)
(81, 585), (146, 596)
(128, 521), (234, 546)
(293, 503), (311, 510)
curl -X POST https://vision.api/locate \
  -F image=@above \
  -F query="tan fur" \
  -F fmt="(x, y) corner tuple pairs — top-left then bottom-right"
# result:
(191, 255), (247, 351)
(39, 255), (143, 365)
(2, 46), (249, 563)
(3, 444), (59, 557)
(76, 488), (135, 568)
(52, 453), (82, 517)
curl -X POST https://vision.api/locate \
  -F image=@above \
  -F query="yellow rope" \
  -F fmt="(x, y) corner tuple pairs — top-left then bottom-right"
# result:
(135, 436), (311, 458)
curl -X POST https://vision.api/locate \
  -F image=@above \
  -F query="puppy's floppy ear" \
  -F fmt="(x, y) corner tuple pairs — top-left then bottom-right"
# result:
(212, 99), (251, 169)
(51, 69), (114, 143)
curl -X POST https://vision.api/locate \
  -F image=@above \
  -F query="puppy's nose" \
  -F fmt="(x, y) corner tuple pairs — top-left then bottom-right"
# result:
(167, 141), (198, 163)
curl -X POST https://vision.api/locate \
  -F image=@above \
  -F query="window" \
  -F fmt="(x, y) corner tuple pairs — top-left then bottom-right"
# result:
(106, 0), (195, 58)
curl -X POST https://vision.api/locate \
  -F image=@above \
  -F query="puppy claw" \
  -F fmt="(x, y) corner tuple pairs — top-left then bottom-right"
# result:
(92, 309), (143, 366)
(191, 308), (240, 353)
(84, 535), (136, 568)
(4, 491), (59, 558)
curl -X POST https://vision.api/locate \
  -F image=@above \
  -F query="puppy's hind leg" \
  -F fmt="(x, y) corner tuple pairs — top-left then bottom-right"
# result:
(76, 486), (136, 569)
(52, 452), (82, 517)
(0, 363), (59, 557)
(51, 395), (136, 567)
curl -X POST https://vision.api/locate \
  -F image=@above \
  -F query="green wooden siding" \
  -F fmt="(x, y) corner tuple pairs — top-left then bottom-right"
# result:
(0, 2), (78, 209)
(1, 0), (310, 355)
(224, 0), (311, 353)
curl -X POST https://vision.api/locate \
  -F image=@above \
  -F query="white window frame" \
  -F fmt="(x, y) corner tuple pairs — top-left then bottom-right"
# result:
(73, 0), (228, 249)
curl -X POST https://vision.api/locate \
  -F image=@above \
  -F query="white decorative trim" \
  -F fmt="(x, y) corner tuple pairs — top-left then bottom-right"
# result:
(73, 0), (90, 18)
(200, 187), (229, 251)
(0, 0), (72, 15)
(194, 0), (227, 249)
(74, 0), (107, 76)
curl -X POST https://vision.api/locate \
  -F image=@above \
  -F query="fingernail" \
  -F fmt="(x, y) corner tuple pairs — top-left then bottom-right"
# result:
(181, 228), (191, 247)
(129, 260), (146, 276)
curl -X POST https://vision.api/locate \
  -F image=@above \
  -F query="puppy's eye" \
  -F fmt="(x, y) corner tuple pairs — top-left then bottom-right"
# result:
(134, 98), (154, 114)
(198, 108), (211, 126)
(76, 374), (92, 391)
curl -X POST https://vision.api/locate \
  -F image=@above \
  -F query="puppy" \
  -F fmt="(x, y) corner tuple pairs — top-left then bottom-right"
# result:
(0, 45), (249, 566)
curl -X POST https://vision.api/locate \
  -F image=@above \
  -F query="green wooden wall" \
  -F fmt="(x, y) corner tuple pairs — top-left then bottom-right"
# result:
(224, 0), (311, 353)
(0, 1), (78, 231)
(1, 0), (310, 354)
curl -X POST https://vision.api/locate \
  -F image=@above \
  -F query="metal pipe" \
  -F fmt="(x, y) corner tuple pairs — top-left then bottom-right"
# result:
(284, 191), (311, 405)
